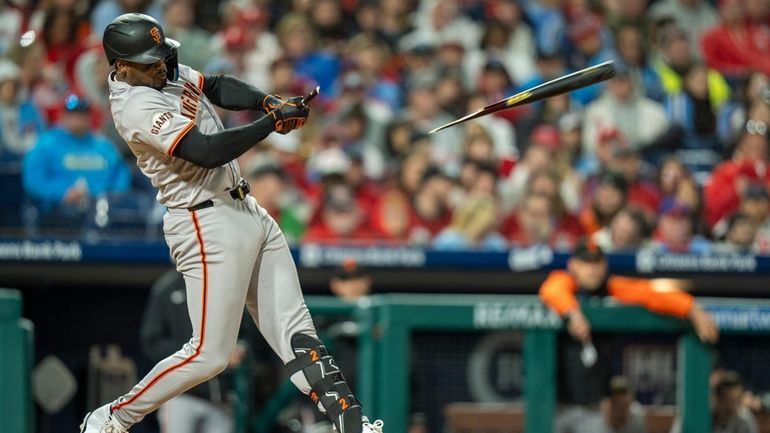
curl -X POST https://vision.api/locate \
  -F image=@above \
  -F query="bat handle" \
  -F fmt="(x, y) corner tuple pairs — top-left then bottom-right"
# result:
(303, 86), (320, 105)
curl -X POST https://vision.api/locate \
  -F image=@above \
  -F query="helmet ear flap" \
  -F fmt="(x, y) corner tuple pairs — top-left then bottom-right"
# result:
(165, 47), (179, 81)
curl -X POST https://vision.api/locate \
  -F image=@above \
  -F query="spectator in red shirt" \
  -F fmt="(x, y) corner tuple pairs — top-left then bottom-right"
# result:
(704, 119), (770, 229)
(700, 0), (770, 78)
(370, 188), (414, 243)
(501, 191), (581, 250)
(303, 182), (375, 243)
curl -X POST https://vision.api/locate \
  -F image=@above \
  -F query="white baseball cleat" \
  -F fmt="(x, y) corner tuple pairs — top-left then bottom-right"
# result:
(362, 419), (384, 433)
(79, 404), (128, 433)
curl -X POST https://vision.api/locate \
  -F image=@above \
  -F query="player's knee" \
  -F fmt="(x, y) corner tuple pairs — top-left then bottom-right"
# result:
(196, 349), (231, 378)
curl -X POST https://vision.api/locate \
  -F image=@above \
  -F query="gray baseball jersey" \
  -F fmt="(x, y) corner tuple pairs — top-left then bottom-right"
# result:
(108, 64), (240, 208)
(104, 66), (319, 428)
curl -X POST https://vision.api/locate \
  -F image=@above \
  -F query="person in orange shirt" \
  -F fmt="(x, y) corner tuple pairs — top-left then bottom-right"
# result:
(539, 239), (718, 433)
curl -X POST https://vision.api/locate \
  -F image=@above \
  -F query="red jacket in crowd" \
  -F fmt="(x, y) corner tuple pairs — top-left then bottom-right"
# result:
(704, 158), (770, 228)
(701, 22), (770, 77)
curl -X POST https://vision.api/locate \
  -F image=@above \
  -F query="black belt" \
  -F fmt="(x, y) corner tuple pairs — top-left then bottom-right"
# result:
(187, 178), (250, 212)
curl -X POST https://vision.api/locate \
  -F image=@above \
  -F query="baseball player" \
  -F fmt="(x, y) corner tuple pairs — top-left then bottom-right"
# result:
(79, 13), (383, 433)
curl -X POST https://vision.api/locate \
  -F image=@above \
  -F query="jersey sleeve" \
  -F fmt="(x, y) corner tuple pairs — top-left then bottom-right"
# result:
(607, 276), (694, 318)
(538, 270), (580, 316)
(119, 90), (196, 157)
(177, 64), (205, 91)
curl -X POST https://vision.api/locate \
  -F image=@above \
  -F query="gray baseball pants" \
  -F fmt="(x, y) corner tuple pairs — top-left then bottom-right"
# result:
(110, 192), (317, 427)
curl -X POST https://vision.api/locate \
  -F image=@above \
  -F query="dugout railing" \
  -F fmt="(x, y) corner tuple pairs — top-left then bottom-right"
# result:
(289, 294), (770, 433)
(0, 288), (34, 433)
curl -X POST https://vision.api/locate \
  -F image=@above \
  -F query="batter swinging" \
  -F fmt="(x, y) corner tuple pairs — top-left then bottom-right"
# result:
(79, 13), (383, 433)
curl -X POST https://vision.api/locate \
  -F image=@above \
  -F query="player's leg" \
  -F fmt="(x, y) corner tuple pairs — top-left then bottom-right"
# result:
(82, 203), (262, 431)
(243, 198), (382, 433)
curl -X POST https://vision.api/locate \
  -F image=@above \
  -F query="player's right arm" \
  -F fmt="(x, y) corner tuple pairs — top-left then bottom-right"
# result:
(539, 270), (590, 342)
(121, 91), (308, 168)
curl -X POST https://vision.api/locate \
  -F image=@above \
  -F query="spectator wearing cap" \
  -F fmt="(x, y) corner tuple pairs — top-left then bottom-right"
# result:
(649, 0), (718, 60)
(738, 185), (770, 253)
(540, 239), (718, 433)
(330, 258), (373, 301)
(650, 198), (712, 254)
(0, 60), (44, 159)
(245, 156), (307, 245)
(652, 25), (730, 109)
(303, 182), (375, 243)
(704, 120), (770, 229)
(433, 196), (507, 251)
(601, 376), (647, 433)
(579, 171), (628, 236)
(592, 207), (651, 253)
(22, 94), (131, 219)
(582, 65), (670, 156)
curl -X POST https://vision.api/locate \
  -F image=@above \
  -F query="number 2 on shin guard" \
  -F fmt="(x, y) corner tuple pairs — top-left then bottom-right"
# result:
(339, 398), (349, 410)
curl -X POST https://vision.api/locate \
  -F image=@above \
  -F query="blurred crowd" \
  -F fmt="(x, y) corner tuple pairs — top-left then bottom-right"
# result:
(1, 0), (770, 253)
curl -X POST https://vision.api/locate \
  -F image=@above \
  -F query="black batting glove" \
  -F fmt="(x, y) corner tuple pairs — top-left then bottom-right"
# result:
(260, 94), (284, 113)
(268, 96), (309, 134)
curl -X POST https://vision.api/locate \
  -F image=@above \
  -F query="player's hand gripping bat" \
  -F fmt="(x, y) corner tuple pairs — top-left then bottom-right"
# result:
(429, 61), (616, 134)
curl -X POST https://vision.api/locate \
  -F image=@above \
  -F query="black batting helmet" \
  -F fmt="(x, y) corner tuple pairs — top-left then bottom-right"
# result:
(103, 13), (180, 80)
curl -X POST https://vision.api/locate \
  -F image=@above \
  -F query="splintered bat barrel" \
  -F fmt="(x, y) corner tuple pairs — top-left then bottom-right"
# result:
(429, 61), (616, 134)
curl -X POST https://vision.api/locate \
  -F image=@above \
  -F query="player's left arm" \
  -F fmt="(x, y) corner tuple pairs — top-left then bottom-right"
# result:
(201, 74), (280, 113)
(608, 277), (719, 343)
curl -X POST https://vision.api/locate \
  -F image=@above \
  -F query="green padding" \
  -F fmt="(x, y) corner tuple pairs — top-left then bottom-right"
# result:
(0, 289), (21, 320)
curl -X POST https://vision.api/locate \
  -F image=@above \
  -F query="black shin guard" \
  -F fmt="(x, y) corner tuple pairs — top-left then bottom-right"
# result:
(288, 333), (363, 433)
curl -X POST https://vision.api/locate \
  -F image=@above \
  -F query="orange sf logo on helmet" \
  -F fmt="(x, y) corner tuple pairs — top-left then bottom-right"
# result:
(150, 27), (161, 44)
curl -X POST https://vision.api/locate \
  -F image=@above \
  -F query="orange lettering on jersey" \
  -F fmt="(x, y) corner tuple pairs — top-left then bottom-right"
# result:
(180, 82), (201, 121)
